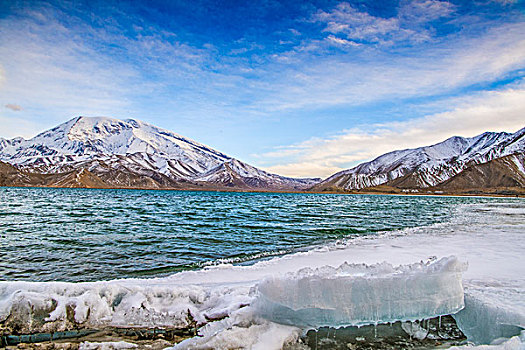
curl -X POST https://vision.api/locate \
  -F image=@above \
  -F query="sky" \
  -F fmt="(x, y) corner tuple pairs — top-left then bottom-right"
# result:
(0, 0), (524, 178)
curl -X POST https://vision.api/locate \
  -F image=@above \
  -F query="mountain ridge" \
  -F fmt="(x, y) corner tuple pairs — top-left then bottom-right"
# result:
(0, 116), (320, 190)
(1, 117), (523, 194)
(313, 127), (525, 194)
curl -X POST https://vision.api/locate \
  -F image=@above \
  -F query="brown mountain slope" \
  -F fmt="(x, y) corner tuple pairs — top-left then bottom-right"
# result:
(312, 154), (525, 196)
(0, 161), (43, 186)
(0, 161), (182, 189)
(435, 153), (525, 191)
(50, 169), (111, 188)
(0, 161), (279, 191)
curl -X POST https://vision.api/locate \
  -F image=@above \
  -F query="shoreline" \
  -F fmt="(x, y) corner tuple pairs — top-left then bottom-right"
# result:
(1, 184), (524, 198)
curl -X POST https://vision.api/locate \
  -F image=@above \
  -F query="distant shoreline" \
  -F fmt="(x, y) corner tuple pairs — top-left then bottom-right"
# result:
(2, 184), (523, 198)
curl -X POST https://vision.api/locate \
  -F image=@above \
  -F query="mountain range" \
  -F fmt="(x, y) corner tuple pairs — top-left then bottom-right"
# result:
(313, 127), (525, 195)
(0, 116), (524, 195)
(0, 116), (319, 190)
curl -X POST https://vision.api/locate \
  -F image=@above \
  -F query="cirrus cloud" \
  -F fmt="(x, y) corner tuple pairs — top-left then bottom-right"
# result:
(313, 0), (455, 46)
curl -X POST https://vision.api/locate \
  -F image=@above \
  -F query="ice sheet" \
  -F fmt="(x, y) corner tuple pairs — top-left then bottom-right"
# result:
(254, 257), (466, 327)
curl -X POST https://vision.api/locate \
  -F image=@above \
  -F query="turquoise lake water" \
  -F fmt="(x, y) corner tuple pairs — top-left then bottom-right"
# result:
(0, 187), (498, 282)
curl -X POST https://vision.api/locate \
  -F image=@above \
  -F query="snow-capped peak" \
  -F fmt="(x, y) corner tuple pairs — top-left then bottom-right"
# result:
(0, 116), (318, 190)
(1, 116), (231, 164)
(319, 127), (525, 190)
(66, 116), (133, 141)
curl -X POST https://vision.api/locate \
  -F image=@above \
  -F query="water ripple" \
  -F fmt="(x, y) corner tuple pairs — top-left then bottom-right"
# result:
(0, 187), (501, 282)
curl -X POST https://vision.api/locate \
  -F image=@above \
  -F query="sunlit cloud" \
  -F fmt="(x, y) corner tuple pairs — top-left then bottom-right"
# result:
(261, 84), (525, 178)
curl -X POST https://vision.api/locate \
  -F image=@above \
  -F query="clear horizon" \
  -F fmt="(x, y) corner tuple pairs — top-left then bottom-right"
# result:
(1, 0), (524, 178)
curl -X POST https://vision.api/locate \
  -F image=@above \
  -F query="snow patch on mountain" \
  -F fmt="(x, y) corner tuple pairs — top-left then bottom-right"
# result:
(319, 127), (525, 190)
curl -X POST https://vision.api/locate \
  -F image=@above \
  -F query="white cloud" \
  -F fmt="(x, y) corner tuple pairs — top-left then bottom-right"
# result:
(314, 2), (405, 44)
(1, 1), (523, 126)
(0, 7), (137, 124)
(313, 0), (454, 46)
(256, 21), (525, 113)
(326, 35), (361, 47)
(0, 4), (231, 131)
(398, 0), (455, 23)
(289, 28), (301, 36)
(0, 64), (4, 87)
(261, 85), (525, 178)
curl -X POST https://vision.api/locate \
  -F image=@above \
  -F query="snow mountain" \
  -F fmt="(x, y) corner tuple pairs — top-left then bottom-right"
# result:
(314, 127), (525, 191)
(0, 116), (319, 190)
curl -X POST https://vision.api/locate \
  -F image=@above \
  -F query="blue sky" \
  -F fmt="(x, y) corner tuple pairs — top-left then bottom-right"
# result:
(0, 0), (524, 178)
